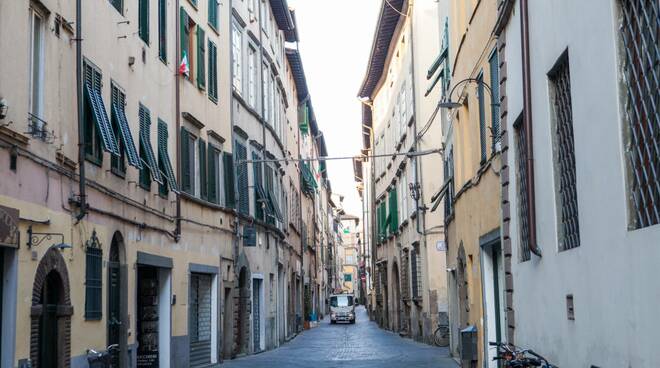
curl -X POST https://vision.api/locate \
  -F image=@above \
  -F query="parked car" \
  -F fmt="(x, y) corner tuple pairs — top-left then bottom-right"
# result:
(329, 294), (355, 324)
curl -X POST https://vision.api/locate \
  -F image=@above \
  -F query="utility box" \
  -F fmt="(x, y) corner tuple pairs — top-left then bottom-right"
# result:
(460, 325), (478, 361)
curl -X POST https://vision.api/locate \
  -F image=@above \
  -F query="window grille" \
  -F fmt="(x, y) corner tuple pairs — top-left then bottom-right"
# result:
(410, 245), (422, 299)
(620, 0), (660, 229)
(550, 54), (580, 251)
(514, 118), (531, 261)
(401, 249), (411, 300)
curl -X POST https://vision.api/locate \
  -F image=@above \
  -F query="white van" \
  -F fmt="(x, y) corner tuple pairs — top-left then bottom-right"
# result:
(329, 294), (355, 324)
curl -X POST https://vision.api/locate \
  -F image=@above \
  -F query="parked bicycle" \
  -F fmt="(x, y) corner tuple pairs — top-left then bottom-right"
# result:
(86, 344), (119, 368)
(432, 322), (450, 347)
(490, 341), (558, 368)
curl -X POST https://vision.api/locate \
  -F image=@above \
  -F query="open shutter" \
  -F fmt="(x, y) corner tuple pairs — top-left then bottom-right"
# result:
(139, 0), (149, 43)
(84, 84), (119, 156)
(157, 120), (178, 192)
(223, 152), (236, 208)
(181, 127), (191, 193)
(112, 104), (142, 168)
(138, 106), (163, 183)
(197, 26), (206, 89)
(180, 7), (188, 66)
(207, 144), (218, 204)
(199, 139), (207, 200)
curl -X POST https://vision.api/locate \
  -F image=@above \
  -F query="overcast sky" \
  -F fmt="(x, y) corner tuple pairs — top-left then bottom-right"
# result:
(288, 0), (380, 218)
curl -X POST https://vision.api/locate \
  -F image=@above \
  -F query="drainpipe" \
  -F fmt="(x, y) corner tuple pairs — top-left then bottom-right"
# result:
(174, 0), (182, 241)
(520, 0), (541, 257)
(75, 0), (86, 222)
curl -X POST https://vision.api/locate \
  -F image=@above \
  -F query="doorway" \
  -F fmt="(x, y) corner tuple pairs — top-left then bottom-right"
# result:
(222, 287), (233, 359)
(108, 232), (127, 367)
(40, 271), (61, 368)
(481, 232), (505, 368)
(136, 264), (172, 368)
(234, 267), (249, 356)
(252, 277), (264, 353)
(391, 263), (402, 332)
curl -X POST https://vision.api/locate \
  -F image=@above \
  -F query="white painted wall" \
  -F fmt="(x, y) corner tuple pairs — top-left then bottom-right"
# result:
(158, 268), (171, 368)
(503, 1), (660, 367)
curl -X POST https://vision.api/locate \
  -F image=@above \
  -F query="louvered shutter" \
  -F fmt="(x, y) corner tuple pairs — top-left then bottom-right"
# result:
(157, 120), (178, 192)
(223, 152), (236, 208)
(389, 188), (398, 234)
(139, 0), (149, 43)
(207, 144), (218, 204)
(199, 139), (207, 200)
(138, 106), (163, 183)
(208, 0), (218, 29)
(180, 8), (188, 66)
(181, 127), (191, 193)
(235, 143), (249, 215)
(253, 152), (264, 220)
(197, 26), (206, 89)
(208, 41), (218, 102)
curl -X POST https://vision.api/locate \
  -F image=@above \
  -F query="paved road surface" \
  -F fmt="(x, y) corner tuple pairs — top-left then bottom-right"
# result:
(222, 306), (457, 368)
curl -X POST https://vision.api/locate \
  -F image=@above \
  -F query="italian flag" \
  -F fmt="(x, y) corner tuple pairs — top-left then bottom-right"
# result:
(179, 51), (189, 76)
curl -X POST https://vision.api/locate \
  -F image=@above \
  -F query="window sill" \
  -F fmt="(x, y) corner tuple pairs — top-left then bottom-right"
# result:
(208, 22), (219, 36)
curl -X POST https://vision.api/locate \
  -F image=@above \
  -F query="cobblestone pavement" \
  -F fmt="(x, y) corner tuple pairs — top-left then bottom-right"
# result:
(222, 306), (457, 368)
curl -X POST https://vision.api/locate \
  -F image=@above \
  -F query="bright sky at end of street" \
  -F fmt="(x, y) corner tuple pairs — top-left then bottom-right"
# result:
(287, 0), (380, 218)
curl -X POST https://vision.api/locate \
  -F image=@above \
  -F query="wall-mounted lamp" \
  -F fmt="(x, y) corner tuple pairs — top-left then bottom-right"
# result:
(438, 78), (499, 110)
(0, 98), (9, 119)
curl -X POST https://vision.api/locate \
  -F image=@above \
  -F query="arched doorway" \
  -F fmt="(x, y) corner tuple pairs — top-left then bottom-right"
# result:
(30, 248), (72, 368)
(391, 262), (401, 332)
(108, 232), (128, 367)
(234, 267), (249, 357)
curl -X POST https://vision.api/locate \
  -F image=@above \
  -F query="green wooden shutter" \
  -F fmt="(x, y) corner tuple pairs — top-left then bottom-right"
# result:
(139, 0), (149, 43)
(252, 152), (263, 220)
(207, 144), (218, 204)
(208, 41), (218, 102)
(223, 152), (236, 208)
(84, 247), (103, 320)
(197, 26), (206, 89)
(181, 128), (191, 193)
(180, 8), (188, 66)
(158, 0), (167, 61)
(389, 188), (398, 234)
(208, 0), (218, 29)
(199, 139), (207, 200)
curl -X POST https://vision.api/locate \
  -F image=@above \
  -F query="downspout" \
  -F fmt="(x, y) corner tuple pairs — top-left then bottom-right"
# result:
(175, 0), (182, 240)
(520, 0), (541, 257)
(75, 0), (86, 222)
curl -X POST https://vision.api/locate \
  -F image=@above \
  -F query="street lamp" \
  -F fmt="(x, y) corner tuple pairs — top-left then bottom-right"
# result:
(438, 78), (500, 110)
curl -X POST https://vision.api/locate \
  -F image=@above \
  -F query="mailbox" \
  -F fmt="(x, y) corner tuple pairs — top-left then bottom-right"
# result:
(460, 325), (478, 361)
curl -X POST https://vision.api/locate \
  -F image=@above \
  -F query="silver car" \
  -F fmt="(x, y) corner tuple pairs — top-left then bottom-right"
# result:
(329, 294), (355, 324)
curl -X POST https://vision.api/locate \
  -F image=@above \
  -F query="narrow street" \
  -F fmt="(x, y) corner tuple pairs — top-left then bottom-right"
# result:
(223, 306), (456, 368)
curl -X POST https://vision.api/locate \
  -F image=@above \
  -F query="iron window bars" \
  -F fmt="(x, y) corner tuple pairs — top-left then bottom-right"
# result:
(549, 53), (580, 251)
(620, 0), (660, 229)
(514, 118), (532, 262)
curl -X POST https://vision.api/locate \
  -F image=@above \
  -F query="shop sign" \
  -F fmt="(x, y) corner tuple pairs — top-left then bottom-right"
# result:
(0, 205), (19, 248)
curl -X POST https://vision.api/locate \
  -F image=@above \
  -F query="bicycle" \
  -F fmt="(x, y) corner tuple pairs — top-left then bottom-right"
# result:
(432, 322), (450, 347)
(87, 344), (119, 368)
(490, 341), (558, 368)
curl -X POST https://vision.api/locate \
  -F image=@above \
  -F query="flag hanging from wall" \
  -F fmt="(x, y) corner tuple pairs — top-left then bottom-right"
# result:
(179, 51), (189, 76)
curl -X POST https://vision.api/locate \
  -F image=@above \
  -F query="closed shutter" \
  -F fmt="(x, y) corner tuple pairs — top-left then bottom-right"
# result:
(235, 142), (249, 215)
(139, 0), (149, 43)
(489, 51), (500, 151)
(223, 152), (236, 208)
(181, 127), (191, 193)
(207, 144), (219, 204)
(199, 139), (207, 200)
(253, 152), (264, 220)
(478, 74), (487, 163)
(208, 41), (218, 102)
(85, 247), (103, 320)
(389, 188), (398, 234)
(208, 0), (218, 29)
(158, 0), (167, 61)
(197, 26), (206, 89)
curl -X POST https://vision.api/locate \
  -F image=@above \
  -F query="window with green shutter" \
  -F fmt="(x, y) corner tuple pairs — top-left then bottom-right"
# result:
(235, 140), (249, 215)
(208, 0), (218, 30)
(208, 40), (218, 102)
(253, 152), (264, 220)
(83, 61), (119, 164)
(157, 120), (178, 196)
(477, 73), (487, 164)
(207, 144), (221, 204)
(139, 0), (149, 43)
(109, 0), (123, 14)
(180, 127), (194, 194)
(198, 138), (207, 200)
(223, 152), (236, 208)
(110, 85), (127, 176)
(489, 50), (500, 152)
(180, 7), (189, 64)
(85, 246), (103, 320)
(197, 26), (206, 90)
(389, 188), (398, 234)
(138, 105), (162, 190)
(158, 0), (166, 61)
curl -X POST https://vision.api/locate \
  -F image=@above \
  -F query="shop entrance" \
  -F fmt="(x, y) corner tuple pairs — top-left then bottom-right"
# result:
(136, 262), (171, 368)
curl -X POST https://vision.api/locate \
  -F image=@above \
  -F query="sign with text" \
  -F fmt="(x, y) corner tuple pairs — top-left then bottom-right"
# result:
(0, 205), (19, 248)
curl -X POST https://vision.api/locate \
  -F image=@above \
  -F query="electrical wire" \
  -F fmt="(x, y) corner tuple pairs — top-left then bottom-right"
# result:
(239, 148), (442, 164)
(384, 0), (409, 17)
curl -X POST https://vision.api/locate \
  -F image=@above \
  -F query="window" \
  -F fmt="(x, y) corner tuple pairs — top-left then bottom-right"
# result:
(29, 8), (45, 122)
(138, 104), (162, 190)
(208, 40), (218, 102)
(549, 53), (580, 251)
(85, 245), (103, 320)
(262, 62), (270, 121)
(110, 85), (127, 175)
(443, 149), (454, 218)
(158, 0), (166, 61)
(235, 139), (249, 215)
(620, 0), (660, 229)
(477, 73), (487, 163)
(388, 187), (398, 234)
(180, 8), (196, 80)
(253, 151), (265, 220)
(83, 62), (119, 164)
(139, 0), (149, 43)
(208, 0), (218, 30)
(514, 117), (531, 262)
(157, 120), (178, 196)
(109, 0), (122, 13)
(489, 50), (501, 152)
(197, 26), (206, 90)
(207, 143), (224, 205)
(411, 244), (422, 299)
(224, 151), (236, 208)
(248, 45), (257, 108)
(346, 255), (354, 264)
(232, 22), (243, 93)
(181, 127), (196, 194)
